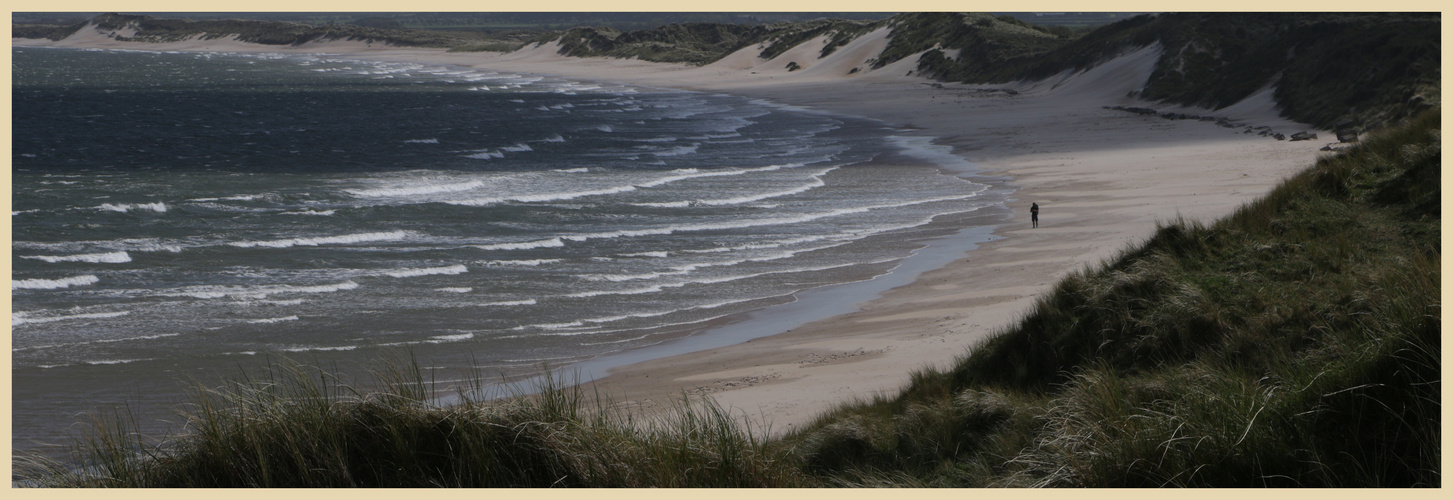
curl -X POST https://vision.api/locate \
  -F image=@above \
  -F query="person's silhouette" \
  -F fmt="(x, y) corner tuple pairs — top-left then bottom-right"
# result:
(1031, 202), (1039, 228)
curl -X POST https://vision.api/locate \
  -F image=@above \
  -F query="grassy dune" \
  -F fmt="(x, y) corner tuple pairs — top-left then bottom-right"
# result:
(16, 111), (1439, 487)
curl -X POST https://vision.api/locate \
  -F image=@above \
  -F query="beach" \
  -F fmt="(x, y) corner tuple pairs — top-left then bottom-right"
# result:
(13, 29), (1335, 435)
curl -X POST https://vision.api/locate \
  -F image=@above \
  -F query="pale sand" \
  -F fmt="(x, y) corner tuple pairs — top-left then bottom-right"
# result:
(16, 28), (1336, 433)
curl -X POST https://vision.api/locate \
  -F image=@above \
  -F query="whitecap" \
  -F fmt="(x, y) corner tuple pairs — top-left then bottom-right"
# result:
(248, 316), (299, 324)
(348, 178), (491, 197)
(446, 185), (636, 206)
(480, 299), (537, 307)
(384, 264), (468, 278)
(98, 202), (167, 213)
(482, 259), (561, 267)
(473, 238), (565, 251)
(228, 230), (410, 249)
(21, 251), (132, 264)
(12, 310), (130, 326)
(13, 275), (100, 290)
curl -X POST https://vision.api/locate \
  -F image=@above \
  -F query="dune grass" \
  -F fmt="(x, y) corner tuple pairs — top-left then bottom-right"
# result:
(14, 358), (809, 487)
(15, 110), (1439, 487)
(786, 109), (1440, 487)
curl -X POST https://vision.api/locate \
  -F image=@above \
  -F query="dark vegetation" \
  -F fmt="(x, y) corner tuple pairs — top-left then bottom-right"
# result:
(890, 13), (1440, 132)
(14, 12), (1437, 131)
(788, 109), (1440, 487)
(16, 110), (1440, 487)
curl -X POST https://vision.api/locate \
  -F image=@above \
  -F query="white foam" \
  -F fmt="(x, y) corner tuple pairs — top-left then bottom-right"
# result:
(85, 359), (145, 365)
(228, 230), (410, 249)
(514, 320), (585, 330)
(483, 259), (561, 267)
(384, 264), (469, 278)
(21, 251), (132, 264)
(695, 177), (826, 206)
(446, 185), (636, 206)
(13, 275), (100, 290)
(283, 345), (357, 352)
(633, 201), (691, 208)
(555, 167), (589, 173)
(98, 202), (167, 213)
(346, 180), (485, 198)
(480, 299), (537, 307)
(543, 134), (566, 142)
(429, 333), (474, 342)
(12, 310), (130, 326)
(473, 237), (565, 251)
(651, 144), (700, 157)
(465, 150), (505, 160)
(501, 143), (534, 152)
(887, 135), (979, 173)
(163, 280), (360, 300)
(248, 315), (299, 324)
(281, 209), (336, 216)
(436, 287), (474, 293)
(404, 138), (439, 144)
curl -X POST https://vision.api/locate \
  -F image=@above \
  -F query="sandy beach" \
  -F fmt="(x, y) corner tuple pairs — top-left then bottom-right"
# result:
(15, 29), (1335, 434)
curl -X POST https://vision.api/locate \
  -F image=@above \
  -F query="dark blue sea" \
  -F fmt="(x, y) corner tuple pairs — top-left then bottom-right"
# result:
(10, 46), (1006, 456)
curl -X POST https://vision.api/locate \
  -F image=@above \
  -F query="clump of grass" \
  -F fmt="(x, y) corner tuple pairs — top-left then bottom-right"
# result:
(15, 357), (811, 487)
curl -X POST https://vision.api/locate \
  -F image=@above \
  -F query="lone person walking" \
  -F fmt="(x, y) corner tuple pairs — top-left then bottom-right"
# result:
(1031, 202), (1040, 228)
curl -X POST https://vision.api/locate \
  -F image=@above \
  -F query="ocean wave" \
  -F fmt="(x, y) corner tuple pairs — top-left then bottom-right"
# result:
(248, 315), (299, 324)
(283, 345), (357, 352)
(473, 238), (565, 251)
(445, 185), (637, 206)
(280, 209), (336, 216)
(346, 179), (486, 198)
(554, 167), (589, 173)
(436, 287), (473, 293)
(383, 264), (469, 278)
(428, 333), (474, 342)
(160, 280), (360, 300)
(404, 138), (439, 144)
(482, 259), (561, 267)
(97, 202), (167, 213)
(228, 230), (411, 249)
(465, 150), (505, 160)
(12, 310), (130, 326)
(480, 299), (537, 307)
(21, 251), (132, 264)
(650, 144), (700, 157)
(693, 177), (827, 206)
(13, 275), (100, 290)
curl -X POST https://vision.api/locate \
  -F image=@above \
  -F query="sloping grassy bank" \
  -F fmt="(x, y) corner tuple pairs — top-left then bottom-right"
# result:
(788, 109), (1441, 487)
(14, 111), (1440, 487)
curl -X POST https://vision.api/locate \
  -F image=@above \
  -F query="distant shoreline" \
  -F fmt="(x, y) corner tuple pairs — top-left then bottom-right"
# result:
(12, 31), (1334, 434)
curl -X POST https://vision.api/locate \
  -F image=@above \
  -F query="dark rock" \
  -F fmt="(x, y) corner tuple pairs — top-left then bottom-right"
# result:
(1290, 131), (1317, 141)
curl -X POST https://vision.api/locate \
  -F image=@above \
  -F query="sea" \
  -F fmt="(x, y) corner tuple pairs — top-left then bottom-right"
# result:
(10, 46), (1009, 457)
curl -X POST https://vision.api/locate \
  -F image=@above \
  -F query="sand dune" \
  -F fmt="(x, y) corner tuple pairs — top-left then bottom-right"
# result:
(15, 27), (1335, 433)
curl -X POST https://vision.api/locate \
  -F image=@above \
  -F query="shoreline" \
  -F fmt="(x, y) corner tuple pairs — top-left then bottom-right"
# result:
(13, 34), (1335, 435)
